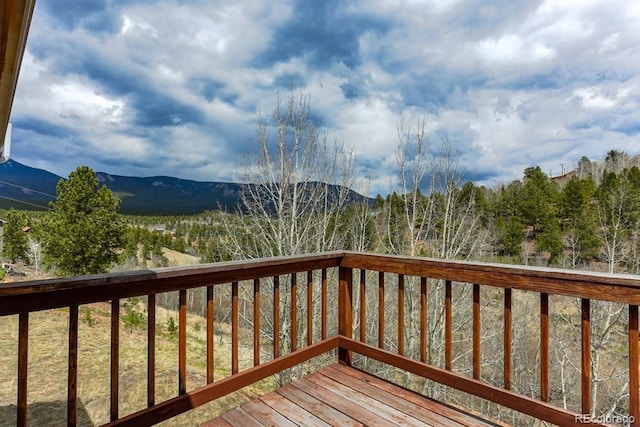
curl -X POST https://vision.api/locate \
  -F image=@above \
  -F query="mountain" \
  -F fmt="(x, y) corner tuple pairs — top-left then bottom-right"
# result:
(0, 160), (61, 211)
(0, 160), (371, 215)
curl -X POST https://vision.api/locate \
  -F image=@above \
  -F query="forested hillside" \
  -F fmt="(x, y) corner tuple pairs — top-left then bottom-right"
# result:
(3, 149), (639, 424)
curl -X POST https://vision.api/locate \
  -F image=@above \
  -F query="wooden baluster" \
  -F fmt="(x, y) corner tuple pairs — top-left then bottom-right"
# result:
(398, 274), (405, 356)
(581, 298), (591, 415)
(68, 305), (78, 427)
(630, 305), (639, 427)
(231, 282), (239, 374)
(504, 288), (512, 390)
(420, 277), (427, 363)
(206, 286), (214, 383)
(379, 272), (385, 349)
(274, 276), (280, 359)
(540, 293), (549, 402)
(360, 269), (366, 343)
(254, 279), (261, 366)
(17, 313), (28, 427)
(321, 269), (327, 341)
(473, 284), (481, 380)
(147, 294), (156, 407)
(179, 290), (187, 394)
(110, 299), (120, 421)
(445, 280), (452, 371)
(291, 273), (297, 352)
(338, 266), (353, 366)
(307, 271), (313, 347)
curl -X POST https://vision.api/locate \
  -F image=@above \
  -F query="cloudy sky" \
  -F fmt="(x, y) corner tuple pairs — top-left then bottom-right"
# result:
(9, 0), (640, 195)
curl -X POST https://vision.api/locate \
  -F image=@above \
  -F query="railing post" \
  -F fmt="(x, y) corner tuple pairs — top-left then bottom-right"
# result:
(148, 294), (156, 407)
(630, 304), (639, 427)
(68, 305), (79, 427)
(338, 266), (353, 366)
(110, 299), (120, 422)
(17, 312), (29, 427)
(179, 290), (187, 394)
(581, 298), (591, 415)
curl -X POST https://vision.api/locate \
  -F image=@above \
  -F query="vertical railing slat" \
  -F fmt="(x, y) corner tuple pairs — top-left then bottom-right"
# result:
(338, 266), (353, 365)
(307, 271), (313, 347)
(17, 312), (29, 427)
(420, 277), (427, 363)
(378, 271), (385, 350)
(321, 269), (327, 341)
(540, 293), (549, 402)
(231, 282), (239, 374)
(398, 274), (405, 356)
(178, 290), (187, 394)
(291, 273), (297, 353)
(504, 288), (512, 390)
(110, 299), (120, 422)
(68, 305), (78, 427)
(581, 298), (591, 415)
(273, 276), (280, 359)
(206, 286), (214, 384)
(147, 294), (156, 407)
(445, 280), (452, 370)
(360, 269), (366, 343)
(630, 304), (639, 427)
(473, 284), (481, 380)
(254, 279), (261, 367)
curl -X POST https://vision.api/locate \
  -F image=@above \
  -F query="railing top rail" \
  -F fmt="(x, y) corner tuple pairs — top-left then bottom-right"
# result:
(341, 252), (640, 304)
(3, 250), (640, 315)
(0, 251), (344, 316)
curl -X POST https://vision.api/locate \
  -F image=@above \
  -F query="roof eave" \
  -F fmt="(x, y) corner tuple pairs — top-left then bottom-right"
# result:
(0, 0), (37, 160)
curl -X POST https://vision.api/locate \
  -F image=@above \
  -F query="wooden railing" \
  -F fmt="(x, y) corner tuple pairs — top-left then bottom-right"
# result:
(1, 251), (639, 426)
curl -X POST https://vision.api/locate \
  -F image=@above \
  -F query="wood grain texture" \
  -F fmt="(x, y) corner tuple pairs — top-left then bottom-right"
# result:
(338, 266), (353, 366)
(340, 337), (608, 427)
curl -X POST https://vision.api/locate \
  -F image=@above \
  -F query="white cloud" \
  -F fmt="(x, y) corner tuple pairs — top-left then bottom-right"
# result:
(9, 0), (640, 194)
(475, 34), (556, 65)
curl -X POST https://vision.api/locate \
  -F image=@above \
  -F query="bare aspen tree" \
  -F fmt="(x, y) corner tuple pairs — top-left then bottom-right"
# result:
(27, 237), (43, 277)
(222, 89), (357, 385)
(374, 120), (490, 404)
(224, 89), (356, 259)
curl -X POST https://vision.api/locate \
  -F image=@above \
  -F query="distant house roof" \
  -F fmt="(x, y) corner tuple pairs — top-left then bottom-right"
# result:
(0, 0), (37, 157)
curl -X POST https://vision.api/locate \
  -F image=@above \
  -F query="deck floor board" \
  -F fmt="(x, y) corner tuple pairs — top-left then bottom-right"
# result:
(201, 364), (500, 427)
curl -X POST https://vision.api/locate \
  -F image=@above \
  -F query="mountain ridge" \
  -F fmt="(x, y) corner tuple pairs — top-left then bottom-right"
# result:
(0, 159), (369, 215)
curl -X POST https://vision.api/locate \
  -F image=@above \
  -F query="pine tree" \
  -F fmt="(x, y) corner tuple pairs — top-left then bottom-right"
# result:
(43, 166), (125, 276)
(2, 208), (29, 264)
(560, 176), (599, 267)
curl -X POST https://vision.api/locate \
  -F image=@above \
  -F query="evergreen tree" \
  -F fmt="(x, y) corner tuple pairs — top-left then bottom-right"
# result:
(492, 181), (525, 258)
(43, 166), (125, 276)
(520, 167), (562, 262)
(560, 176), (599, 267)
(2, 208), (30, 264)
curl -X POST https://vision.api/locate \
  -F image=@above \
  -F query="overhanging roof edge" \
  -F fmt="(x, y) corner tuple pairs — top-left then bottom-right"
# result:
(0, 0), (37, 159)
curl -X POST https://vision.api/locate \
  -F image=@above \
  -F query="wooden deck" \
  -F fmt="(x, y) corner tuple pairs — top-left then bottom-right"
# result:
(201, 364), (500, 427)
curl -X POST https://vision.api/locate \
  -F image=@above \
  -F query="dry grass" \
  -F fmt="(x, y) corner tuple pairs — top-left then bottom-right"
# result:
(0, 301), (274, 426)
(161, 248), (201, 267)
